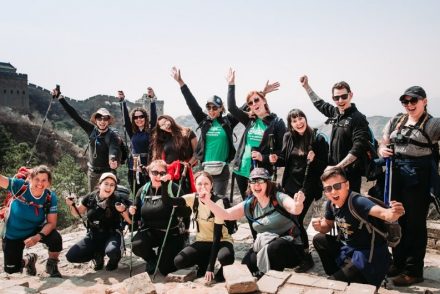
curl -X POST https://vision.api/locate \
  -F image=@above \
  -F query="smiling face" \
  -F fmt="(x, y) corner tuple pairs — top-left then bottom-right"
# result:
(290, 115), (308, 135)
(401, 96), (427, 119)
(249, 178), (268, 198)
(29, 172), (50, 197)
(133, 110), (146, 129)
(158, 118), (172, 132)
(247, 93), (268, 118)
(95, 115), (110, 130)
(332, 88), (353, 113)
(322, 175), (350, 208)
(98, 178), (116, 198)
(148, 164), (167, 187)
(206, 103), (222, 119)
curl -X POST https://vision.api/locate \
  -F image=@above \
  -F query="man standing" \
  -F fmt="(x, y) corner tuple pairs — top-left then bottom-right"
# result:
(300, 76), (370, 192)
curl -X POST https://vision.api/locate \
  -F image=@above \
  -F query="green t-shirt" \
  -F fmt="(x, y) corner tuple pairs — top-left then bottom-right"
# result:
(235, 118), (267, 178)
(204, 119), (229, 162)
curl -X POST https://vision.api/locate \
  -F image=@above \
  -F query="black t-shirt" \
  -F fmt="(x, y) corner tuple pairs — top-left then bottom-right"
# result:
(325, 192), (384, 249)
(162, 130), (196, 163)
(81, 191), (130, 231)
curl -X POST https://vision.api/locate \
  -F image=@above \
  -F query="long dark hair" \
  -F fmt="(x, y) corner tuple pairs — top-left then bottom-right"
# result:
(286, 109), (314, 155)
(130, 107), (150, 134)
(151, 115), (192, 160)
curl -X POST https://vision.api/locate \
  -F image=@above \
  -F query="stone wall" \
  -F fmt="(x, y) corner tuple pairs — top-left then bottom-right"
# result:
(0, 72), (29, 111)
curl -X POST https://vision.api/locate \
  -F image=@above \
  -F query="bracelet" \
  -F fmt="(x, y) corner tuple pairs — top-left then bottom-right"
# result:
(120, 209), (127, 214)
(38, 232), (46, 239)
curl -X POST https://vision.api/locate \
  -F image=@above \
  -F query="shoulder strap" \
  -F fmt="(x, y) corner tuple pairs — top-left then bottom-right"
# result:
(271, 192), (302, 229)
(140, 182), (151, 205)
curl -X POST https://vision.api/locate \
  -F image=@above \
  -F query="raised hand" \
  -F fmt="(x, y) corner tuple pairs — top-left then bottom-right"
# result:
(251, 151), (263, 162)
(226, 68), (235, 85)
(262, 80), (280, 95)
(128, 205), (137, 215)
(307, 150), (315, 163)
(293, 190), (305, 205)
(311, 217), (323, 232)
(299, 75), (309, 88)
(269, 154), (278, 164)
(171, 67), (185, 86)
(117, 90), (125, 102)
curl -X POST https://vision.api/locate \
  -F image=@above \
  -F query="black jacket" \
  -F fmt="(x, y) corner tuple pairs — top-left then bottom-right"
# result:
(227, 85), (286, 173)
(313, 99), (370, 173)
(59, 98), (120, 171)
(277, 131), (329, 200)
(180, 84), (239, 163)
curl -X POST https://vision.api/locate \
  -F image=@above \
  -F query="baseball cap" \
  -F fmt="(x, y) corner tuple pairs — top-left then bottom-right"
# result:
(249, 168), (271, 181)
(98, 172), (118, 184)
(399, 86), (426, 101)
(206, 95), (223, 108)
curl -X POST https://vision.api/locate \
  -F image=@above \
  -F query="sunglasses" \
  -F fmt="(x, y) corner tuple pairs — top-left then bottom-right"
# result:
(150, 170), (167, 177)
(96, 115), (110, 121)
(206, 105), (219, 111)
(332, 94), (349, 101)
(323, 181), (347, 193)
(133, 114), (145, 120)
(400, 97), (420, 106)
(249, 178), (267, 185)
(247, 97), (261, 106)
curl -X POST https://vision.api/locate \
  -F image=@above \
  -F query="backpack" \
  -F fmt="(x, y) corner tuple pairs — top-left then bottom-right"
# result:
(390, 113), (439, 167)
(0, 182), (52, 238)
(347, 193), (401, 263)
(89, 127), (128, 165)
(192, 195), (238, 236)
(361, 128), (382, 181)
(243, 192), (301, 238)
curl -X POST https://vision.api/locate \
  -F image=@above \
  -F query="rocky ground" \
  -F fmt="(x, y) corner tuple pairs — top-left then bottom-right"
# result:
(1, 218), (440, 294)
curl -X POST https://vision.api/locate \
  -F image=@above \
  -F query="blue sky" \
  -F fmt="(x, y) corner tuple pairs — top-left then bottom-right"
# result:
(2, 0), (439, 125)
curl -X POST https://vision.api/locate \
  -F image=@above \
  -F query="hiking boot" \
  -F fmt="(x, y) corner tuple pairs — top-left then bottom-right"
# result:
(46, 258), (62, 278)
(105, 259), (119, 271)
(93, 252), (104, 271)
(24, 253), (38, 276)
(392, 274), (424, 286)
(387, 264), (404, 277)
(294, 253), (315, 273)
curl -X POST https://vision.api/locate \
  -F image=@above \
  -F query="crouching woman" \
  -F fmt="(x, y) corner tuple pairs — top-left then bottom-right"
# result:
(65, 173), (132, 271)
(200, 168), (305, 276)
(0, 165), (63, 277)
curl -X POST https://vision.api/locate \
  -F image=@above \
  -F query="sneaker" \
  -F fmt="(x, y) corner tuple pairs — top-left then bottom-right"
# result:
(294, 253), (315, 273)
(93, 252), (104, 271)
(105, 259), (119, 271)
(392, 274), (424, 286)
(24, 253), (38, 276)
(46, 258), (62, 278)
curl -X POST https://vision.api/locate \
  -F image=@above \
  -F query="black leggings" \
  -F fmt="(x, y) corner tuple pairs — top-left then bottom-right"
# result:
(2, 229), (62, 274)
(66, 230), (123, 264)
(131, 228), (185, 275)
(234, 173), (249, 201)
(312, 233), (366, 284)
(174, 241), (234, 276)
(242, 237), (303, 273)
(297, 195), (315, 251)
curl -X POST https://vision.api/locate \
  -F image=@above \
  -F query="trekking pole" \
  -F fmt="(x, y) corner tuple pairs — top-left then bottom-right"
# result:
(384, 144), (394, 207)
(129, 157), (139, 277)
(269, 134), (277, 182)
(388, 144), (394, 204)
(251, 147), (258, 169)
(27, 84), (60, 165)
(67, 192), (88, 230)
(152, 206), (176, 281)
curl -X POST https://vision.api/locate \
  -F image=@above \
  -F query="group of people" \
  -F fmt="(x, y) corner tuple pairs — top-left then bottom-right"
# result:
(1, 69), (439, 289)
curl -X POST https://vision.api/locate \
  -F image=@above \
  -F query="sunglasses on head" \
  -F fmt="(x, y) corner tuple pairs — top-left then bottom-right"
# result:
(133, 114), (145, 120)
(249, 178), (267, 185)
(95, 115), (110, 121)
(332, 94), (349, 101)
(206, 105), (219, 111)
(323, 181), (347, 193)
(247, 97), (261, 106)
(401, 97), (420, 106)
(150, 170), (167, 177)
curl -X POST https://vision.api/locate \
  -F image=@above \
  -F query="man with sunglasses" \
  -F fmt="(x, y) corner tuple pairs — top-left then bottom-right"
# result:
(54, 88), (121, 191)
(312, 167), (405, 287)
(300, 75), (370, 192)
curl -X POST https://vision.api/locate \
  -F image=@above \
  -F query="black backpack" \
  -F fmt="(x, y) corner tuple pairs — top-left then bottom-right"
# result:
(192, 195), (238, 236)
(346, 193), (401, 263)
(89, 127), (128, 165)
